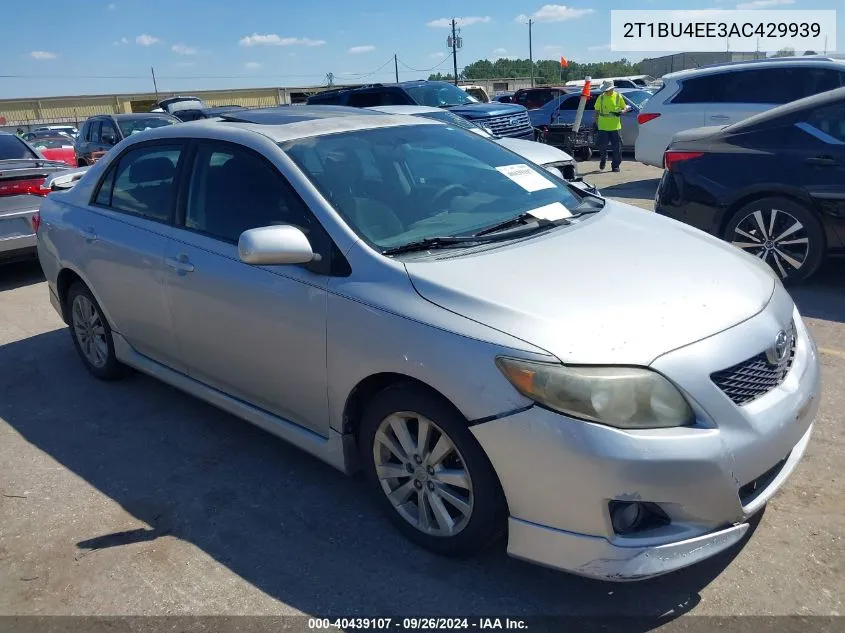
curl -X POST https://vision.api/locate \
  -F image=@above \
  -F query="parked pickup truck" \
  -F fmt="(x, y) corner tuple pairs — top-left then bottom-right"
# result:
(307, 81), (536, 140)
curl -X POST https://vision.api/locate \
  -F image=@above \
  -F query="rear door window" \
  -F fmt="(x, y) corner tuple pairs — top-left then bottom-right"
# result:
(101, 144), (184, 222)
(804, 103), (845, 143)
(672, 74), (727, 103)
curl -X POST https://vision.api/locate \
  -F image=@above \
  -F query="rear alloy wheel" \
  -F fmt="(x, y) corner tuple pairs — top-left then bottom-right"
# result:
(360, 383), (505, 557)
(67, 282), (128, 381)
(725, 197), (825, 283)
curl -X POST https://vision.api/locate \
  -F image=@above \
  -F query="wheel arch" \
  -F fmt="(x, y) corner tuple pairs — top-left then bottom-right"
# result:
(719, 186), (817, 237)
(342, 373), (467, 440)
(55, 265), (117, 329)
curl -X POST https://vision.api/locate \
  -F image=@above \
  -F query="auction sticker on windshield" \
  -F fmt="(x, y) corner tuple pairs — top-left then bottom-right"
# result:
(528, 202), (572, 221)
(496, 164), (556, 193)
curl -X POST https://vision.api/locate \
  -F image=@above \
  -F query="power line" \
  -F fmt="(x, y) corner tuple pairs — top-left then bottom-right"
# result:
(396, 56), (451, 73)
(343, 56), (396, 78)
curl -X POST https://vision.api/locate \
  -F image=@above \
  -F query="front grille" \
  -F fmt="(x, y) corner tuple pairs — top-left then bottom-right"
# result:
(738, 455), (789, 506)
(710, 323), (796, 406)
(477, 111), (533, 137)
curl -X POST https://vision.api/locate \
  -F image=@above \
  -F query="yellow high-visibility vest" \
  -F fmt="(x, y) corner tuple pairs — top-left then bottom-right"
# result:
(595, 92), (625, 132)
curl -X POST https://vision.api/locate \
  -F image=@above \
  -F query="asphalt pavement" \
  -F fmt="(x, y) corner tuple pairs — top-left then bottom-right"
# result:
(0, 169), (843, 623)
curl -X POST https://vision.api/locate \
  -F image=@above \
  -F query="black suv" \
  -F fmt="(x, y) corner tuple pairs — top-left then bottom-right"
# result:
(74, 113), (180, 166)
(307, 81), (535, 139)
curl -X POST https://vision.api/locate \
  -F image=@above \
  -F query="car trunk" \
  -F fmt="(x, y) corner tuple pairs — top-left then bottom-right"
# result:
(0, 160), (69, 244)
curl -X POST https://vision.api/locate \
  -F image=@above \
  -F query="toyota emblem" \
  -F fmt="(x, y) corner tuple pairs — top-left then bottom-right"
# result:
(766, 329), (793, 364)
(508, 117), (520, 126)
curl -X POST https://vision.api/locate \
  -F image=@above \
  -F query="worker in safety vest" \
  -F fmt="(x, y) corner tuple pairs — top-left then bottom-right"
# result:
(595, 81), (631, 173)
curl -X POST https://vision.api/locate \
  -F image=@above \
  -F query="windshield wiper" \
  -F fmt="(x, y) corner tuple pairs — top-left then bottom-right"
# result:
(382, 235), (481, 255)
(472, 213), (559, 237)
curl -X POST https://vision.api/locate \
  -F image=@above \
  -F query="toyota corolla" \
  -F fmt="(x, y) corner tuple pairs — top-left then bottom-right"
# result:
(36, 105), (820, 581)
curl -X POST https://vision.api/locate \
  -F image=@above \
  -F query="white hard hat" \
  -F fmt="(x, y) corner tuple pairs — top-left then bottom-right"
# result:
(599, 81), (614, 92)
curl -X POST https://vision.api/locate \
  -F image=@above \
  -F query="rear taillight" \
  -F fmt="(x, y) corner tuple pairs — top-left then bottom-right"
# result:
(637, 113), (661, 125)
(0, 177), (48, 197)
(664, 151), (704, 172)
(31, 212), (41, 233)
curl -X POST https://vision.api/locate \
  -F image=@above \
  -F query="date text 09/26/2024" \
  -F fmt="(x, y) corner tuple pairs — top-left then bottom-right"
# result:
(308, 618), (528, 630)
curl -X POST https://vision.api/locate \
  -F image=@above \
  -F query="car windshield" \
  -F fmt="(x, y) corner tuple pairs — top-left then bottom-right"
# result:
(621, 90), (652, 107)
(280, 123), (586, 250)
(405, 83), (479, 108)
(0, 135), (38, 160)
(117, 117), (178, 137)
(414, 110), (487, 134)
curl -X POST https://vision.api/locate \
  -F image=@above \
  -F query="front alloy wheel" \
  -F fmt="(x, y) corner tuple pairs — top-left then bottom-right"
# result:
(726, 197), (825, 283)
(373, 412), (474, 537)
(360, 383), (506, 557)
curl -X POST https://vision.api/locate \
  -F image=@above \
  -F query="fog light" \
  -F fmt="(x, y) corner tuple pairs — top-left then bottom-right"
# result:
(609, 501), (645, 534)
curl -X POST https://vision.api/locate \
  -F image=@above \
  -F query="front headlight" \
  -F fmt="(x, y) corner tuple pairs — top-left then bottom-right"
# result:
(496, 357), (694, 429)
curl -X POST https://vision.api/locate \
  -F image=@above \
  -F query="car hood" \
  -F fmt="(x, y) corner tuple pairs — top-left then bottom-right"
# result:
(448, 103), (526, 119)
(404, 202), (776, 365)
(494, 137), (574, 164)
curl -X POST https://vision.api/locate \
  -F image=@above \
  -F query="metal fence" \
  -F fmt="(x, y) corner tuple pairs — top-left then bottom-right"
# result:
(1, 115), (87, 135)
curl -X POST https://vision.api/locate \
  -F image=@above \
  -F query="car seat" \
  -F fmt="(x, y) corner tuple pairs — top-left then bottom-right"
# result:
(321, 149), (403, 243)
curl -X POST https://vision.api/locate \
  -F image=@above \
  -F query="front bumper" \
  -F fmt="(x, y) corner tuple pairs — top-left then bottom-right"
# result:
(472, 289), (820, 581)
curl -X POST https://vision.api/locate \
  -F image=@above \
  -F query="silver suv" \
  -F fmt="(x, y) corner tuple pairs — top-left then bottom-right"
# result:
(36, 106), (820, 581)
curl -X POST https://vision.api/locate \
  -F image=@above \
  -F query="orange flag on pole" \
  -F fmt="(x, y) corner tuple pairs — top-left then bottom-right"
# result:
(560, 56), (569, 68)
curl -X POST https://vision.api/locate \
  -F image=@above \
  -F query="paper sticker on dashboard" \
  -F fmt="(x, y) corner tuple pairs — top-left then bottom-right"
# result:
(496, 164), (556, 193)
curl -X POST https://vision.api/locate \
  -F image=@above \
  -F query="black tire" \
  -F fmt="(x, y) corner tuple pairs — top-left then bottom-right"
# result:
(359, 382), (506, 557)
(723, 197), (825, 284)
(575, 146), (592, 161)
(66, 282), (128, 381)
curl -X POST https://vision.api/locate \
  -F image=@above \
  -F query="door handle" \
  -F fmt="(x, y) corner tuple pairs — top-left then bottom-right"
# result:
(165, 254), (195, 274)
(81, 226), (98, 243)
(709, 115), (730, 121)
(805, 156), (838, 167)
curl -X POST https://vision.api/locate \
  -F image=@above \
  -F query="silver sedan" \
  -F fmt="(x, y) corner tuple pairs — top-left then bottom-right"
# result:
(37, 106), (820, 581)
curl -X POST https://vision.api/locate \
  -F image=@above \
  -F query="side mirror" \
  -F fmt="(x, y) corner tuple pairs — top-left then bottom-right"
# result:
(102, 135), (116, 146)
(238, 224), (320, 266)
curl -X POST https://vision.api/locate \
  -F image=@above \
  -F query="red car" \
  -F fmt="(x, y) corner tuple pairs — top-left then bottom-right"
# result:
(29, 136), (76, 167)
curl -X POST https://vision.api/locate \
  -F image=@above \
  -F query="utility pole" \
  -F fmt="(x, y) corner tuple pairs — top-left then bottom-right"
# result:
(394, 54), (399, 83)
(528, 19), (534, 88)
(451, 19), (459, 85)
(150, 66), (159, 102)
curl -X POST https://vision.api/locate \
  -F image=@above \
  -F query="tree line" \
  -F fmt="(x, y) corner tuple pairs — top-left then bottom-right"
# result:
(429, 58), (644, 84)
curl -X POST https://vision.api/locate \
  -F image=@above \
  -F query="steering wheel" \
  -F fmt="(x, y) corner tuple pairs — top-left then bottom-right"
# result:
(430, 184), (470, 210)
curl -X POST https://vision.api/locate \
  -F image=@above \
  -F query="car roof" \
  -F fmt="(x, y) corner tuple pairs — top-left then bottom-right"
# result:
(664, 56), (845, 81)
(146, 105), (440, 143)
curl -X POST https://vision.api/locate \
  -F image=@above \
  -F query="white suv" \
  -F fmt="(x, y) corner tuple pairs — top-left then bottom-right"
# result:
(635, 56), (845, 168)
